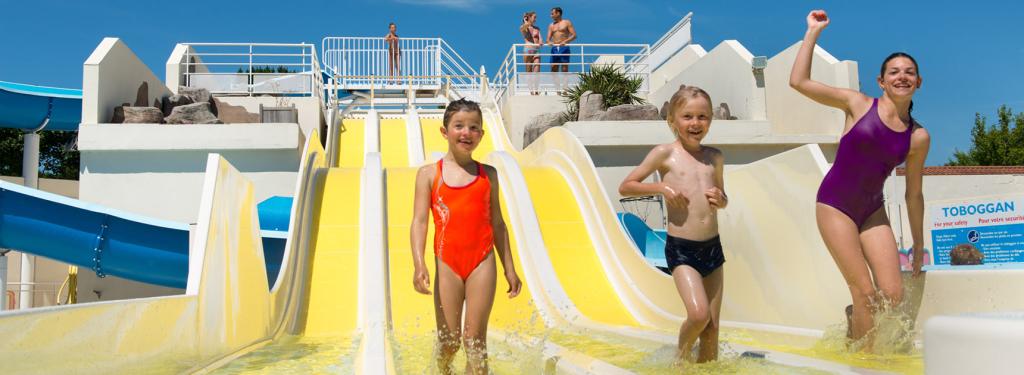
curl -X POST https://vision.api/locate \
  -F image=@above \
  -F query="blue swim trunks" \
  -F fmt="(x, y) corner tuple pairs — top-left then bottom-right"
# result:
(550, 45), (571, 64)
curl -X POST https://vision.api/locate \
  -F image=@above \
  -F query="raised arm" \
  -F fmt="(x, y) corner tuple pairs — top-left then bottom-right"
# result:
(904, 127), (931, 276)
(410, 165), (433, 294)
(789, 10), (865, 112)
(619, 144), (686, 208)
(485, 165), (521, 298)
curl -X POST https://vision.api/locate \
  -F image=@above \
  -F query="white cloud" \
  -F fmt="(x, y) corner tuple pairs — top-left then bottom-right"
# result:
(393, 0), (481, 11)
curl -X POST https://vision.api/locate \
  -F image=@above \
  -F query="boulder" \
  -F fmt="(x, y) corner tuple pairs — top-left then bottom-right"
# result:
(523, 112), (567, 148)
(161, 95), (195, 117)
(177, 86), (217, 116)
(122, 106), (164, 124)
(577, 91), (606, 121)
(110, 102), (130, 123)
(601, 104), (662, 121)
(164, 102), (222, 124)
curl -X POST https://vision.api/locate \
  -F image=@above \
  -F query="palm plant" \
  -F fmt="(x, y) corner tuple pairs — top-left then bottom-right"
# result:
(560, 64), (645, 121)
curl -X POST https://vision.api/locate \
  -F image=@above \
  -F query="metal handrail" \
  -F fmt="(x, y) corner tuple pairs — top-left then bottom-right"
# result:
(321, 37), (480, 96)
(492, 42), (652, 103)
(181, 43), (322, 99)
(632, 12), (693, 72)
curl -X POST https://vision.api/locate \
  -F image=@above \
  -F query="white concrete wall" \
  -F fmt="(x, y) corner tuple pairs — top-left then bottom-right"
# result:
(499, 93), (566, 150)
(82, 38), (173, 124)
(645, 16), (693, 94)
(765, 41), (857, 135)
(165, 44), (208, 95)
(648, 40), (757, 120)
(649, 44), (705, 95)
(215, 96), (323, 137)
(78, 123), (302, 224)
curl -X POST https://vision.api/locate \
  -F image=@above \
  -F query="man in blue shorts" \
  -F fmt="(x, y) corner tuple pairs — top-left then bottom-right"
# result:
(547, 7), (577, 91)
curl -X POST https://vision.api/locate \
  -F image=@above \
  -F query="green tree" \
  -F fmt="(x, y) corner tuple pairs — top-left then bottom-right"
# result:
(947, 105), (1024, 166)
(0, 128), (80, 180)
(560, 65), (645, 121)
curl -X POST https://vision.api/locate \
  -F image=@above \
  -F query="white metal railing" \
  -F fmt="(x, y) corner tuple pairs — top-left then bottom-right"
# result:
(492, 43), (651, 101)
(321, 37), (479, 92)
(635, 12), (693, 73)
(181, 43), (324, 103)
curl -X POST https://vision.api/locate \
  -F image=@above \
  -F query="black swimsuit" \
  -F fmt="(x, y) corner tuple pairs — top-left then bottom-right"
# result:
(664, 235), (725, 277)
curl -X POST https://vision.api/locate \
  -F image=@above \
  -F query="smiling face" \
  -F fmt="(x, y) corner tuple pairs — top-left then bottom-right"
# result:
(878, 56), (921, 101)
(441, 110), (484, 155)
(550, 8), (561, 22)
(669, 95), (713, 148)
(389, 24), (396, 33)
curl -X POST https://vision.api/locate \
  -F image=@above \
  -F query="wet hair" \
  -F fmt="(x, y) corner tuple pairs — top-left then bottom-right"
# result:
(880, 52), (919, 114)
(552, 7), (562, 16)
(665, 84), (712, 121)
(442, 98), (483, 128)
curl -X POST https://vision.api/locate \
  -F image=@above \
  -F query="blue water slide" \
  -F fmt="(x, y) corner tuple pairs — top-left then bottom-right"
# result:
(616, 212), (668, 270)
(0, 180), (290, 289)
(0, 80), (82, 131)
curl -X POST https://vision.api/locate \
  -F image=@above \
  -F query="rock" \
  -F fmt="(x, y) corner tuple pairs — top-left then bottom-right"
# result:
(714, 103), (736, 120)
(213, 98), (259, 123)
(523, 112), (567, 148)
(164, 102), (222, 124)
(161, 95), (194, 116)
(110, 102), (130, 123)
(177, 86), (211, 104)
(601, 104), (661, 121)
(660, 84), (689, 120)
(578, 91), (606, 121)
(177, 86), (217, 116)
(122, 106), (164, 123)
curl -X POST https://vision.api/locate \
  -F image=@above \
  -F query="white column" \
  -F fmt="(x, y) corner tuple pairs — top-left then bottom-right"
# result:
(20, 131), (40, 309)
(0, 251), (8, 311)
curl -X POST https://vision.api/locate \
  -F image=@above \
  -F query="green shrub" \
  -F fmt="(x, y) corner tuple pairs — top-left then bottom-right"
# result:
(560, 65), (645, 121)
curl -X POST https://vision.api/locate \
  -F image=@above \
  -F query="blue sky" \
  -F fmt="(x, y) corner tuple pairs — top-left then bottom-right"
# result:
(2, 0), (1021, 166)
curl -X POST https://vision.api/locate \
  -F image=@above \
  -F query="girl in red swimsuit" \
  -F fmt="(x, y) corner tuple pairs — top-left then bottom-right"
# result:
(410, 99), (522, 374)
(790, 10), (930, 350)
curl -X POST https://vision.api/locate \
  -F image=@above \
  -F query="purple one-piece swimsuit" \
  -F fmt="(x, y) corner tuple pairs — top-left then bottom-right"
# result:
(816, 98), (914, 228)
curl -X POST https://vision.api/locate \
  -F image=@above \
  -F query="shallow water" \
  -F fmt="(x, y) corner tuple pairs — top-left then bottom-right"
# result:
(725, 298), (925, 375)
(211, 334), (358, 374)
(391, 326), (834, 374)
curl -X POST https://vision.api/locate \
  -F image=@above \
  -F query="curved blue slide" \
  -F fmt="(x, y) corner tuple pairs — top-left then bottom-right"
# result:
(0, 180), (288, 289)
(617, 212), (669, 271)
(0, 80), (82, 131)
(0, 80), (289, 288)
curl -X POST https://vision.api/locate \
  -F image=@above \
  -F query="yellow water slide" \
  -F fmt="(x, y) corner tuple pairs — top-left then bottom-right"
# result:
(380, 110), (717, 373)
(0, 113), (387, 373)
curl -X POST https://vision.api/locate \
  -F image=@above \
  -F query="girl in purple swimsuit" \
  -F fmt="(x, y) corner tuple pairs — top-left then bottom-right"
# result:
(790, 10), (931, 349)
